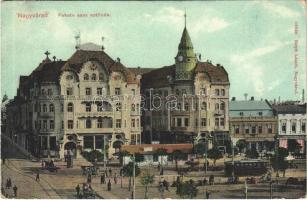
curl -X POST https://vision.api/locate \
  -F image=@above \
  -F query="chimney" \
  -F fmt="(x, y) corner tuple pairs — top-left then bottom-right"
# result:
(231, 97), (236, 101)
(244, 93), (248, 101)
(250, 96), (254, 101)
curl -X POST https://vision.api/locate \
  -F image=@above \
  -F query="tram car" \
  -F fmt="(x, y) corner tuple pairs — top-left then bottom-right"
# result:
(224, 159), (269, 177)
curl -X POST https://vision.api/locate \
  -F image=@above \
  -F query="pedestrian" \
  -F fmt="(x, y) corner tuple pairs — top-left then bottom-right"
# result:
(7, 178), (12, 189)
(158, 163), (161, 172)
(114, 173), (117, 184)
(109, 168), (112, 177)
(13, 185), (17, 197)
(100, 174), (105, 184)
(36, 171), (40, 182)
(87, 174), (92, 183)
(163, 180), (169, 191)
(2, 156), (6, 165)
(107, 179), (111, 191)
(75, 184), (80, 197)
(41, 160), (44, 169)
(160, 168), (164, 175)
(206, 190), (210, 199)
(64, 149), (67, 162)
(120, 168), (123, 177)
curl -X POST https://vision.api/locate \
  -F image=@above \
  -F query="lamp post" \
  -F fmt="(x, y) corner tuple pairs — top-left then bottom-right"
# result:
(133, 153), (136, 199)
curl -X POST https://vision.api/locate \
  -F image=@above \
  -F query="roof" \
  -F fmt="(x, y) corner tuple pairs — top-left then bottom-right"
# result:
(272, 103), (306, 114)
(179, 27), (193, 50)
(121, 143), (193, 155)
(229, 100), (274, 117)
(30, 61), (66, 83)
(141, 61), (229, 89)
(128, 67), (155, 76)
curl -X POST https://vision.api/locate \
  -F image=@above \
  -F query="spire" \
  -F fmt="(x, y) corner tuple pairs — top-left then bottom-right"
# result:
(184, 9), (187, 28)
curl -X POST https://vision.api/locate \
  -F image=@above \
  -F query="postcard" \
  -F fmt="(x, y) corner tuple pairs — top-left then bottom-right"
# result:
(1, 1), (306, 199)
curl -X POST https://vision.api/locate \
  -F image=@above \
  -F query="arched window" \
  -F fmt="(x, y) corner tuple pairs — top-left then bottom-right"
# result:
(97, 102), (103, 112)
(201, 102), (207, 110)
(41, 89), (46, 96)
(177, 103), (181, 110)
(131, 104), (136, 112)
(184, 102), (189, 111)
(43, 104), (47, 112)
(49, 104), (54, 112)
(99, 73), (104, 81)
(84, 73), (89, 80)
(221, 89), (225, 96)
(86, 118), (92, 128)
(97, 117), (103, 128)
(91, 73), (96, 80)
(86, 103), (91, 112)
(116, 103), (121, 111)
(67, 102), (73, 112)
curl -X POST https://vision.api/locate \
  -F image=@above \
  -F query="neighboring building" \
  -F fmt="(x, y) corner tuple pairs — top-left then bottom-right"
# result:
(1, 96), (10, 133)
(5, 45), (142, 158)
(229, 98), (277, 152)
(272, 103), (306, 153)
(141, 19), (230, 148)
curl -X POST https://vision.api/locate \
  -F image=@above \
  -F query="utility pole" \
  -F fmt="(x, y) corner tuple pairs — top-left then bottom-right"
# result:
(205, 137), (208, 175)
(232, 139), (235, 181)
(244, 180), (248, 199)
(270, 181), (273, 199)
(103, 136), (106, 170)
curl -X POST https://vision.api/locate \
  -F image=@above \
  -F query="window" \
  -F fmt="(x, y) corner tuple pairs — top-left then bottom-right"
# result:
(176, 89), (180, 96)
(47, 89), (53, 96)
(86, 103), (91, 112)
(215, 89), (220, 96)
(84, 73), (89, 80)
(177, 103), (181, 111)
(86, 88), (91, 95)
(115, 88), (121, 95)
(131, 119), (136, 128)
(84, 136), (93, 149)
(182, 89), (187, 95)
(268, 124), (272, 133)
(177, 118), (182, 127)
(131, 89), (136, 96)
(43, 120), (47, 129)
(99, 73), (104, 81)
(201, 102), (207, 110)
(62, 121), (64, 129)
(239, 112), (244, 116)
(95, 136), (104, 149)
(49, 136), (56, 151)
(49, 104), (54, 112)
(245, 126), (250, 134)
(68, 120), (73, 129)
(66, 87), (73, 96)
(67, 103), (73, 112)
(184, 118), (189, 127)
(259, 112), (263, 116)
(215, 118), (219, 126)
(97, 117), (103, 128)
(115, 103), (121, 111)
(97, 88), (102, 95)
(86, 118), (92, 128)
(302, 121), (306, 133)
(220, 118), (225, 126)
(282, 122), (286, 133)
(184, 103), (189, 111)
(201, 118), (207, 127)
(200, 88), (206, 95)
(91, 73), (96, 80)
(252, 126), (256, 134)
(131, 104), (136, 112)
(291, 122), (296, 133)
(49, 120), (54, 129)
(116, 119), (121, 128)
(221, 89), (225, 96)
(215, 103), (219, 111)
(97, 103), (103, 112)
(43, 104), (47, 112)
(258, 126), (263, 134)
(235, 126), (240, 134)
(136, 119), (140, 127)
(41, 89), (46, 96)
(220, 102), (225, 111)
(61, 104), (64, 112)
(164, 90), (168, 96)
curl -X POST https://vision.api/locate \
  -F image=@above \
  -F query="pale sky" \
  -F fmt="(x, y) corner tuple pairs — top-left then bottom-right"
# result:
(1, 1), (306, 101)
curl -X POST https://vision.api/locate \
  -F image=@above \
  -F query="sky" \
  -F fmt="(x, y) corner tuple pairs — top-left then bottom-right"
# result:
(1, 1), (306, 101)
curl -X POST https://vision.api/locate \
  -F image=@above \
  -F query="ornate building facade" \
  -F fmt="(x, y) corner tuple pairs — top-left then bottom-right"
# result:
(5, 47), (142, 158)
(141, 23), (230, 147)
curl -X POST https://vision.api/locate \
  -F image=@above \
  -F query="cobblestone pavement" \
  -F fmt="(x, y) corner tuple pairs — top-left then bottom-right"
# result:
(1, 157), (306, 199)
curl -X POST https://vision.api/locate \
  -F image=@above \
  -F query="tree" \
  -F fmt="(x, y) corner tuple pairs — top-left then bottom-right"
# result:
(122, 162), (141, 191)
(288, 139), (301, 154)
(207, 147), (223, 166)
(271, 147), (289, 177)
(172, 150), (187, 171)
(245, 147), (259, 159)
(176, 180), (198, 199)
(154, 148), (168, 164)
(140, 170), (155, 199)
(236, 139), (247, 153)
(135, 153), (144, 163)
(195, 143), (206, 157)
(118, 150), (130, 165)
(225, 140), (239, 156)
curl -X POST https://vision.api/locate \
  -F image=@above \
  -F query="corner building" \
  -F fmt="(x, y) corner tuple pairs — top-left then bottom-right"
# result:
(5, 48), (142, 158)
(141, 24), (230, 147)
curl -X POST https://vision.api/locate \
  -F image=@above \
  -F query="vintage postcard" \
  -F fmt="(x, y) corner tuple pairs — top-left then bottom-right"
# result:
(1, 1), (306, 199)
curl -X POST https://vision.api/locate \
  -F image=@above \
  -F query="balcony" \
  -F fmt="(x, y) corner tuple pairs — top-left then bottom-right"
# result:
(38, 112), (54, 118)
(130, 111), (140, 116)
(75, 112), (113, 118)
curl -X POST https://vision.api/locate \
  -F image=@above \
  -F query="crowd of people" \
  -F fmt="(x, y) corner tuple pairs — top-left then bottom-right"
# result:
(2, 178), (18, 198)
